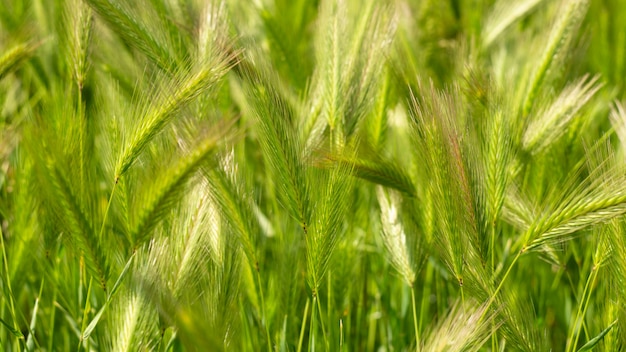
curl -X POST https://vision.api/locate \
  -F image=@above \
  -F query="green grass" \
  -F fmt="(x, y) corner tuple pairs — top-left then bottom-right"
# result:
(2, 0), (626, 350)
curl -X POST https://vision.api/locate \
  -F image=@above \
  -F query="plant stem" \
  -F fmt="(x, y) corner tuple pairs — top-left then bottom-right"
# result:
(327, 271), (332, 346)
(567, 263), (599, 352)
(411, 285), (421, 350)
(98, 180), (118, 245)
(339, 319), (344, 351)
(0, 227), (20, 348)
(490, 225), (496, 279)
(566, 271), (592, 352)
(490, 225), (498, 351)
(478, 249), (523, 325)
(297, 298), (310, 352)
(310, 295), (317, 352)
(78, 277), (94, 351)
(77, 86), (85, 198)
(316, 292), (329, 349)
(48, 287), (57, 351)
(419, 264), (433, 333)
(576, 266), (600, 344)
(255, 266), (273, 351)
(460, 285), (465, 306)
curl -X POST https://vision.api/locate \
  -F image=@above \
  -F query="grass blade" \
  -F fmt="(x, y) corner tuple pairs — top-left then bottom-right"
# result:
(25, 281), (44, 351)
(576, 320), (617, 352)
(82, 253), (136, 342)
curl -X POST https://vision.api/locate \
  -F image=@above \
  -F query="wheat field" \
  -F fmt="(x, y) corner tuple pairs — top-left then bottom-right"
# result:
(1, 0), (626, 350)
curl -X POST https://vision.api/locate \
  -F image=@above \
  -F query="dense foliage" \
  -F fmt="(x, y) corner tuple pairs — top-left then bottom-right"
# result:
(1, 0), (626, 350)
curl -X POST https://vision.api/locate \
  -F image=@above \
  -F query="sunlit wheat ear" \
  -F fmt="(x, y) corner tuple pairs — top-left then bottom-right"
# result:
(134, 188), (242, 350)
(606, 221), (626, 347)
(521, 0), (589, 118)
(64, 0), (92, 88)
(115, 60), (233, 178)
(421, 300), (497, 352)
(170, 186), (222, 298)
(136, 243), (232, 351)
(522, 75), (602, 154)
(484, 108), (513, 227)
(204, 164), (258, 267)
(311, 0), (348, 139)
(106, 290), (159, 352)
(5, 0), (626, 349)
(408, 81), (484, 288)
(376, 186), (415, 287)
(518, 150), (626, 252)
(197, 1), (231, 65)
(244, 67), (310, 228)
(306, 164), (353, 293)
(482, 0), (542, 49)
(304, 0), (395, 148)
(130, 127), (228, 248)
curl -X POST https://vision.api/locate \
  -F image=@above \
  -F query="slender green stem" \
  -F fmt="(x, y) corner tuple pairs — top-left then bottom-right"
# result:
(327, 271), (332, 345)
(310, 295), (318, 352)
(411, 285), (421, 350)
(297, 298), (310, 352)
(0, 227), (20, 348)
(330, 126), (336, 155)
(339, 319), (344, 351)
(489, 225), (497, 351)
(478, 249), (523, 325)
(47, 285), (58, 352)
(576, 267), (600, 344)
(255, 266), (273, 351)
(316, 292), (328, 349)
(366, 300), (377, 351)
(460, 285), (465, 306)
(25, 279), (45, 351)
(77, 86), (85, 198)
(419, 264), (433, 332)
(566, 271), (592, 352)
(567, 263), (599, 352)
(77, 277), (94, 351)
(239, 297), (253, 351)
(490, 225), (496, 279)
(98, 180), (118, 244)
